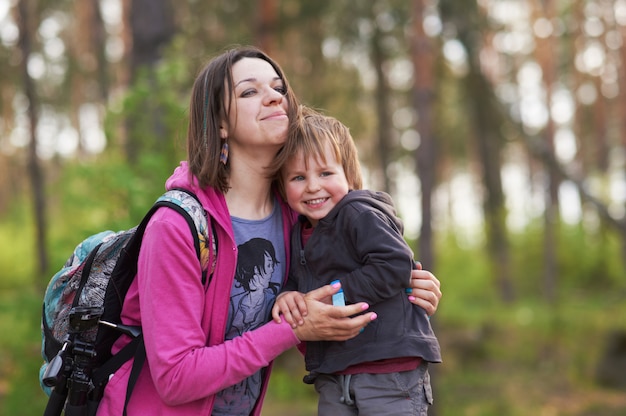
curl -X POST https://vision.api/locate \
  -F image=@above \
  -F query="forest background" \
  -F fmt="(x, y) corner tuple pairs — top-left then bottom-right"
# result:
(1, 0), (626, 415)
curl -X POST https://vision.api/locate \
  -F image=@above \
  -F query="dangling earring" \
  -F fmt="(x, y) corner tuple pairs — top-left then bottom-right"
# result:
(220, 141), (229, 165)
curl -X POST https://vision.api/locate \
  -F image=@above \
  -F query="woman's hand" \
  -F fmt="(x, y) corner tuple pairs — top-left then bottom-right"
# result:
(292, 283), (377, 342)
(406, 262), (442, 316)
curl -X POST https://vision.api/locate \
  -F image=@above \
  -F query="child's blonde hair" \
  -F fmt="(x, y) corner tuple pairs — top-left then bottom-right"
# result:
(271, 106), (363, 199)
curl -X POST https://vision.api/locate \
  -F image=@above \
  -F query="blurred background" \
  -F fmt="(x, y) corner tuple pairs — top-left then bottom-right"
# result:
(1, 0), (626, 414)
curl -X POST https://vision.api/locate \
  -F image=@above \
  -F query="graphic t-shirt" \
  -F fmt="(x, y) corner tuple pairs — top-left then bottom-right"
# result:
(212, 199), (285, 416)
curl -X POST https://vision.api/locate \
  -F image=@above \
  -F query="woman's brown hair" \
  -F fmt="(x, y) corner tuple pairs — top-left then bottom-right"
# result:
(187, 46), (300, 192)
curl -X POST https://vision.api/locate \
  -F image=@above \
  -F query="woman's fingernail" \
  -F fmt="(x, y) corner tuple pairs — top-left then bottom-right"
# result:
(370, 313), (378, 321)
(359, 328), (364, 333)
(331, 279), (341, 289)
(408, 296), (416, 301)
(405, 288), (413, 294)
(361, 303), (369, 311)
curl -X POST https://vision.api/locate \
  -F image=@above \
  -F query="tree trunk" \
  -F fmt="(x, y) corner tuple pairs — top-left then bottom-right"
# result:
(570, 0), (588, 214)
(371, 24), (393, 195)
(91, 0), (109, 102)
(592, 75), (609, 172)
(451, 2), (514, 303)
(125, 0), (176, 163)
(532, 0), (560, 303)
(17, 0), (49, 288)
(129, 0), (175, 77)
(411, 0), (436, 270)
(465, 69), (515, 303)
(256, 0), (277, 55)
(617, 1), (626, 260)
(621, 16), (626, 155)
(410, 1), (439, 413)
(67, 0), (108, 159)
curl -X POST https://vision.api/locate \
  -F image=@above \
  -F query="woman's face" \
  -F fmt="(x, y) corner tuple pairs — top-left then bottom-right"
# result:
(224, 57), (289, 155)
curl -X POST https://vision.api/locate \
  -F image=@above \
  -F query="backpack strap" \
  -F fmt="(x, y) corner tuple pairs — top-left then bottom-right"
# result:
(158, 188), (218, 286)
(123, 335), (145, 416)
(89, 335), (143, 398)
(71, 242), (105, 309)
(91, 189), (217, 414)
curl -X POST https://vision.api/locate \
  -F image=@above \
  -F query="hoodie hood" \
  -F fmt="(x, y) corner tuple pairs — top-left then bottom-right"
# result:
(165, 161), (198, 193)
(164, 161), (232, 228)
(319, 189), (403, 234)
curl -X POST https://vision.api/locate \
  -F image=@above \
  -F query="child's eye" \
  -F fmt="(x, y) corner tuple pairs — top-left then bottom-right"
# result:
(320, 171), (333, 177)
(291, 175), (304, 182)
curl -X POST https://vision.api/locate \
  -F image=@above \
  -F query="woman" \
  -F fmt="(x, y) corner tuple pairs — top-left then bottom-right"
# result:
(97, 46), (441, 415)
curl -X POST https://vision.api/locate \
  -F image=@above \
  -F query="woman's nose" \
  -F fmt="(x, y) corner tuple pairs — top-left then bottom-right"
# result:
(264, 86), (284, 105)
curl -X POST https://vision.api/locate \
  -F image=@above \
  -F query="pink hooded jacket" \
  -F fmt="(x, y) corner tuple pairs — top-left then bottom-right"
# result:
(97, 162), (299, 415)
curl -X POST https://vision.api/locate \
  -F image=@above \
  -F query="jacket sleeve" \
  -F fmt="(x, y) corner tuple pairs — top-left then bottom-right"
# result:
(342, 208), (414, 306)
(137, 208), (299, 406)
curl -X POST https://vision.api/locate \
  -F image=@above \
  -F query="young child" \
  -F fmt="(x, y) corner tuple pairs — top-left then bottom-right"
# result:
(270, 106), (441, 415)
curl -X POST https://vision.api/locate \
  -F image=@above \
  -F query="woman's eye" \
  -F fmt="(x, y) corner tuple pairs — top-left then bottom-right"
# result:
(274, 85), (286, 95)
(241, 89), (256, 97)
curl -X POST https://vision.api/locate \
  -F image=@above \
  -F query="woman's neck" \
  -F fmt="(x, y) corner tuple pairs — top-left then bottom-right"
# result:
(226, 160), (274, 220)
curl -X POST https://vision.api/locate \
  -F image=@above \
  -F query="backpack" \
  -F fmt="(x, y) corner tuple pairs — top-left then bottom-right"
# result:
(40, 188), (217, 416)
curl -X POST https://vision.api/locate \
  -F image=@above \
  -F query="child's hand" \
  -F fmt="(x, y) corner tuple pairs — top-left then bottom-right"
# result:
(272, 291), (308, 328)
(406, 261), (441, 316)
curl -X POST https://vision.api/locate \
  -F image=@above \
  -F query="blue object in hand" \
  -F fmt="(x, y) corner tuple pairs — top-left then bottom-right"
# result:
(331, 280), (345, 306)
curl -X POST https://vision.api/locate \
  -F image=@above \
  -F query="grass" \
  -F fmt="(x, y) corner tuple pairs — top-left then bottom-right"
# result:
(261, 289), (626, 416)
(2, 286), (626, 415)
(433, 297), (626, 416)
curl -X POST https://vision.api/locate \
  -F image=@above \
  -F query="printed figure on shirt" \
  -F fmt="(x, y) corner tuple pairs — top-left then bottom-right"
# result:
(230, 238), (282, 336)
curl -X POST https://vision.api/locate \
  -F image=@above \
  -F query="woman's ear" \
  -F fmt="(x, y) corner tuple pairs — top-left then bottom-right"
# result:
(219, 126), (228, 139)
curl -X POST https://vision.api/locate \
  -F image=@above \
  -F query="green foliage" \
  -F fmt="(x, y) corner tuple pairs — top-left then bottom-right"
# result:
(432, 218), (625, 317)
(507, 220), (625, 298)
(42, 152), (174, 273)
(0, 199), (36, 289)
(430, 222), (626, 415)
(557, 224), (624, 291)
(0, 288), (48, 416)
(50, 58), (195, 245)
(433, 290), (626, 416)
(104, 59), (190, 169)
(263, 348), (318, 415)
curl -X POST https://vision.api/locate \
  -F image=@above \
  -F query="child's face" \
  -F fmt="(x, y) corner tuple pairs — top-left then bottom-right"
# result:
(282, 142), (350, 227)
